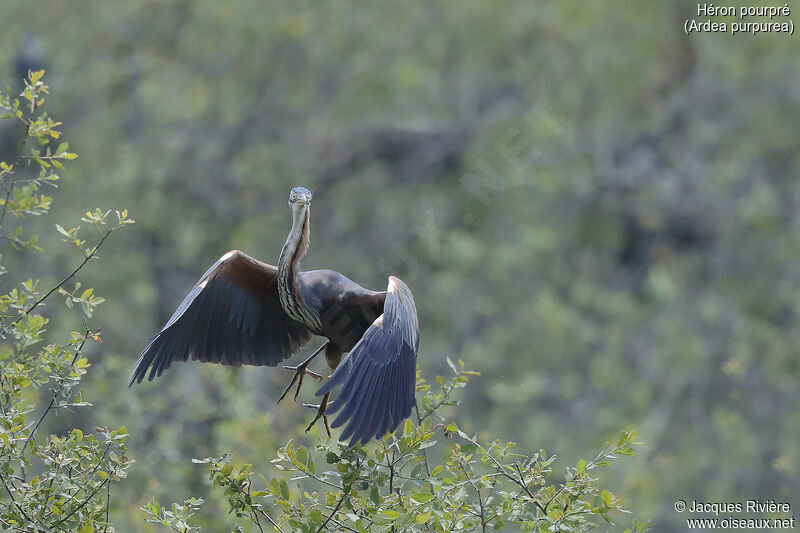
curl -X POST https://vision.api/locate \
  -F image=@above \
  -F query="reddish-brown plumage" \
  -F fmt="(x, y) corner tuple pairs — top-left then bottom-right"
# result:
(210, 250), (278, 296)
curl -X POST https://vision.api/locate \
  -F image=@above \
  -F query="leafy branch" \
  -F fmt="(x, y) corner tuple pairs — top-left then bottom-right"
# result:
(146, 360), (645, 532)
(0, 70), (136, 532)
(0, 70), (66, 232)
(20, 326), (96, 456)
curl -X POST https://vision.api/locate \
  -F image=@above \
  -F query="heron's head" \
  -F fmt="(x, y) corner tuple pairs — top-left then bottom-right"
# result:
(288, 187), (313, 209)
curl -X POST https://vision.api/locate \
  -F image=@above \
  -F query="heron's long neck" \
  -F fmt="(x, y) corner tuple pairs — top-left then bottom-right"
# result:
(278, 206), (314, 326)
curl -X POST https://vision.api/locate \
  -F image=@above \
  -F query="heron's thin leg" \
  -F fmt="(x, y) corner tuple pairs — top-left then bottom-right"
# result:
(303, 392), (332, 437)
(277, 341), (328, 403)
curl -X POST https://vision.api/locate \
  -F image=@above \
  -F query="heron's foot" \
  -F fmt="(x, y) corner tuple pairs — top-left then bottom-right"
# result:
(303, 396), (333, 437)
(277, 363), (323, 403)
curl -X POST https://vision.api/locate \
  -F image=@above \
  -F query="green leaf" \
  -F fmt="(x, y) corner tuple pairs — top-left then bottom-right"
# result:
(29, 69), (45, 84)
(460, 443), (476, 454)
(279, 478), (290, 499)
(380, 510), (403, 521)
(415, 511), (432, 524)
(55, 224), (71, 237)
(307, 453), (315, 474)
(269, 478), (281, 496)
(296, 445), (308, 466)
(411, 491), (435, 504)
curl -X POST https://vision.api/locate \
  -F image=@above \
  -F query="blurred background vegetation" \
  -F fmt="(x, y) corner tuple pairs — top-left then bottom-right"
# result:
(1, 0), (798, 530)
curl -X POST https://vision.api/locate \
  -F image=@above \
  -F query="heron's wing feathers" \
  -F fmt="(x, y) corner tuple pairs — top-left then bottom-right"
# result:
(316, 276), (419, 445)
(129, 250), (312, 385)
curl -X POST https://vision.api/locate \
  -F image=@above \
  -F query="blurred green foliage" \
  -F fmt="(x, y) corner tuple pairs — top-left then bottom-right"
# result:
(1, 0), (798, 530)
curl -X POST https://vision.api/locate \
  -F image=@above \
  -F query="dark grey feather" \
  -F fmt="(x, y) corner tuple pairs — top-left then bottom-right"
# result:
(129, 251), (312, 385)
(317, 276), (419, 445)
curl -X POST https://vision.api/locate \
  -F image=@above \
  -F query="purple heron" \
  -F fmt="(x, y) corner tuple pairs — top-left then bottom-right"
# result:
(129, 187), (419, 445)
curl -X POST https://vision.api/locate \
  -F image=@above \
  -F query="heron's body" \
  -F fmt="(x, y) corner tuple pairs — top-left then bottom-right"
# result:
(296, 269), (385, 364)
(130, 187), (420, 445)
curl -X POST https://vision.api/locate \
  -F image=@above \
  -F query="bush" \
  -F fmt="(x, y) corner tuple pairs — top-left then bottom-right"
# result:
(146, 362), (645, 532)
(0, 71), (134, 532)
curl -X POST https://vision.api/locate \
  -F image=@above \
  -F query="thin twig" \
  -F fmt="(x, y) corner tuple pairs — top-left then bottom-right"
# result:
(0, 472), (34, 523)
(86, 442), (113, 480)
(417, 385), (456, 424)
(250, 510), (265, 533)
(296, 469), (343, 491)
(386, 449), (395, 494)
(413, 401), (435, 496)
(459, 433), (548, 514)
(513, 462), (546, 513)
(103, 479), (111, 533)
(11, 229), (112, 326)
(20, 396), (54, 456)
(542, 445), (615, 511)
(460, 460), (486, 533)
(315, 494), (346, 533)
(257, 508), (284, 533)
(247, 481), (283, 533)
(327, 517), (360, 533)
(20, 329), (92, 455)
(0, 123), (30, 229)
(40, 441), (112, 525)
(54, 478), (109, 527)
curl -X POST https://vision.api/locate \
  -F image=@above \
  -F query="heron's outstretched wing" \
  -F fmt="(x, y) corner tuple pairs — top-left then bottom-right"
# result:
(316, 276), (419, 445)
(129, 250), (312, 385)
